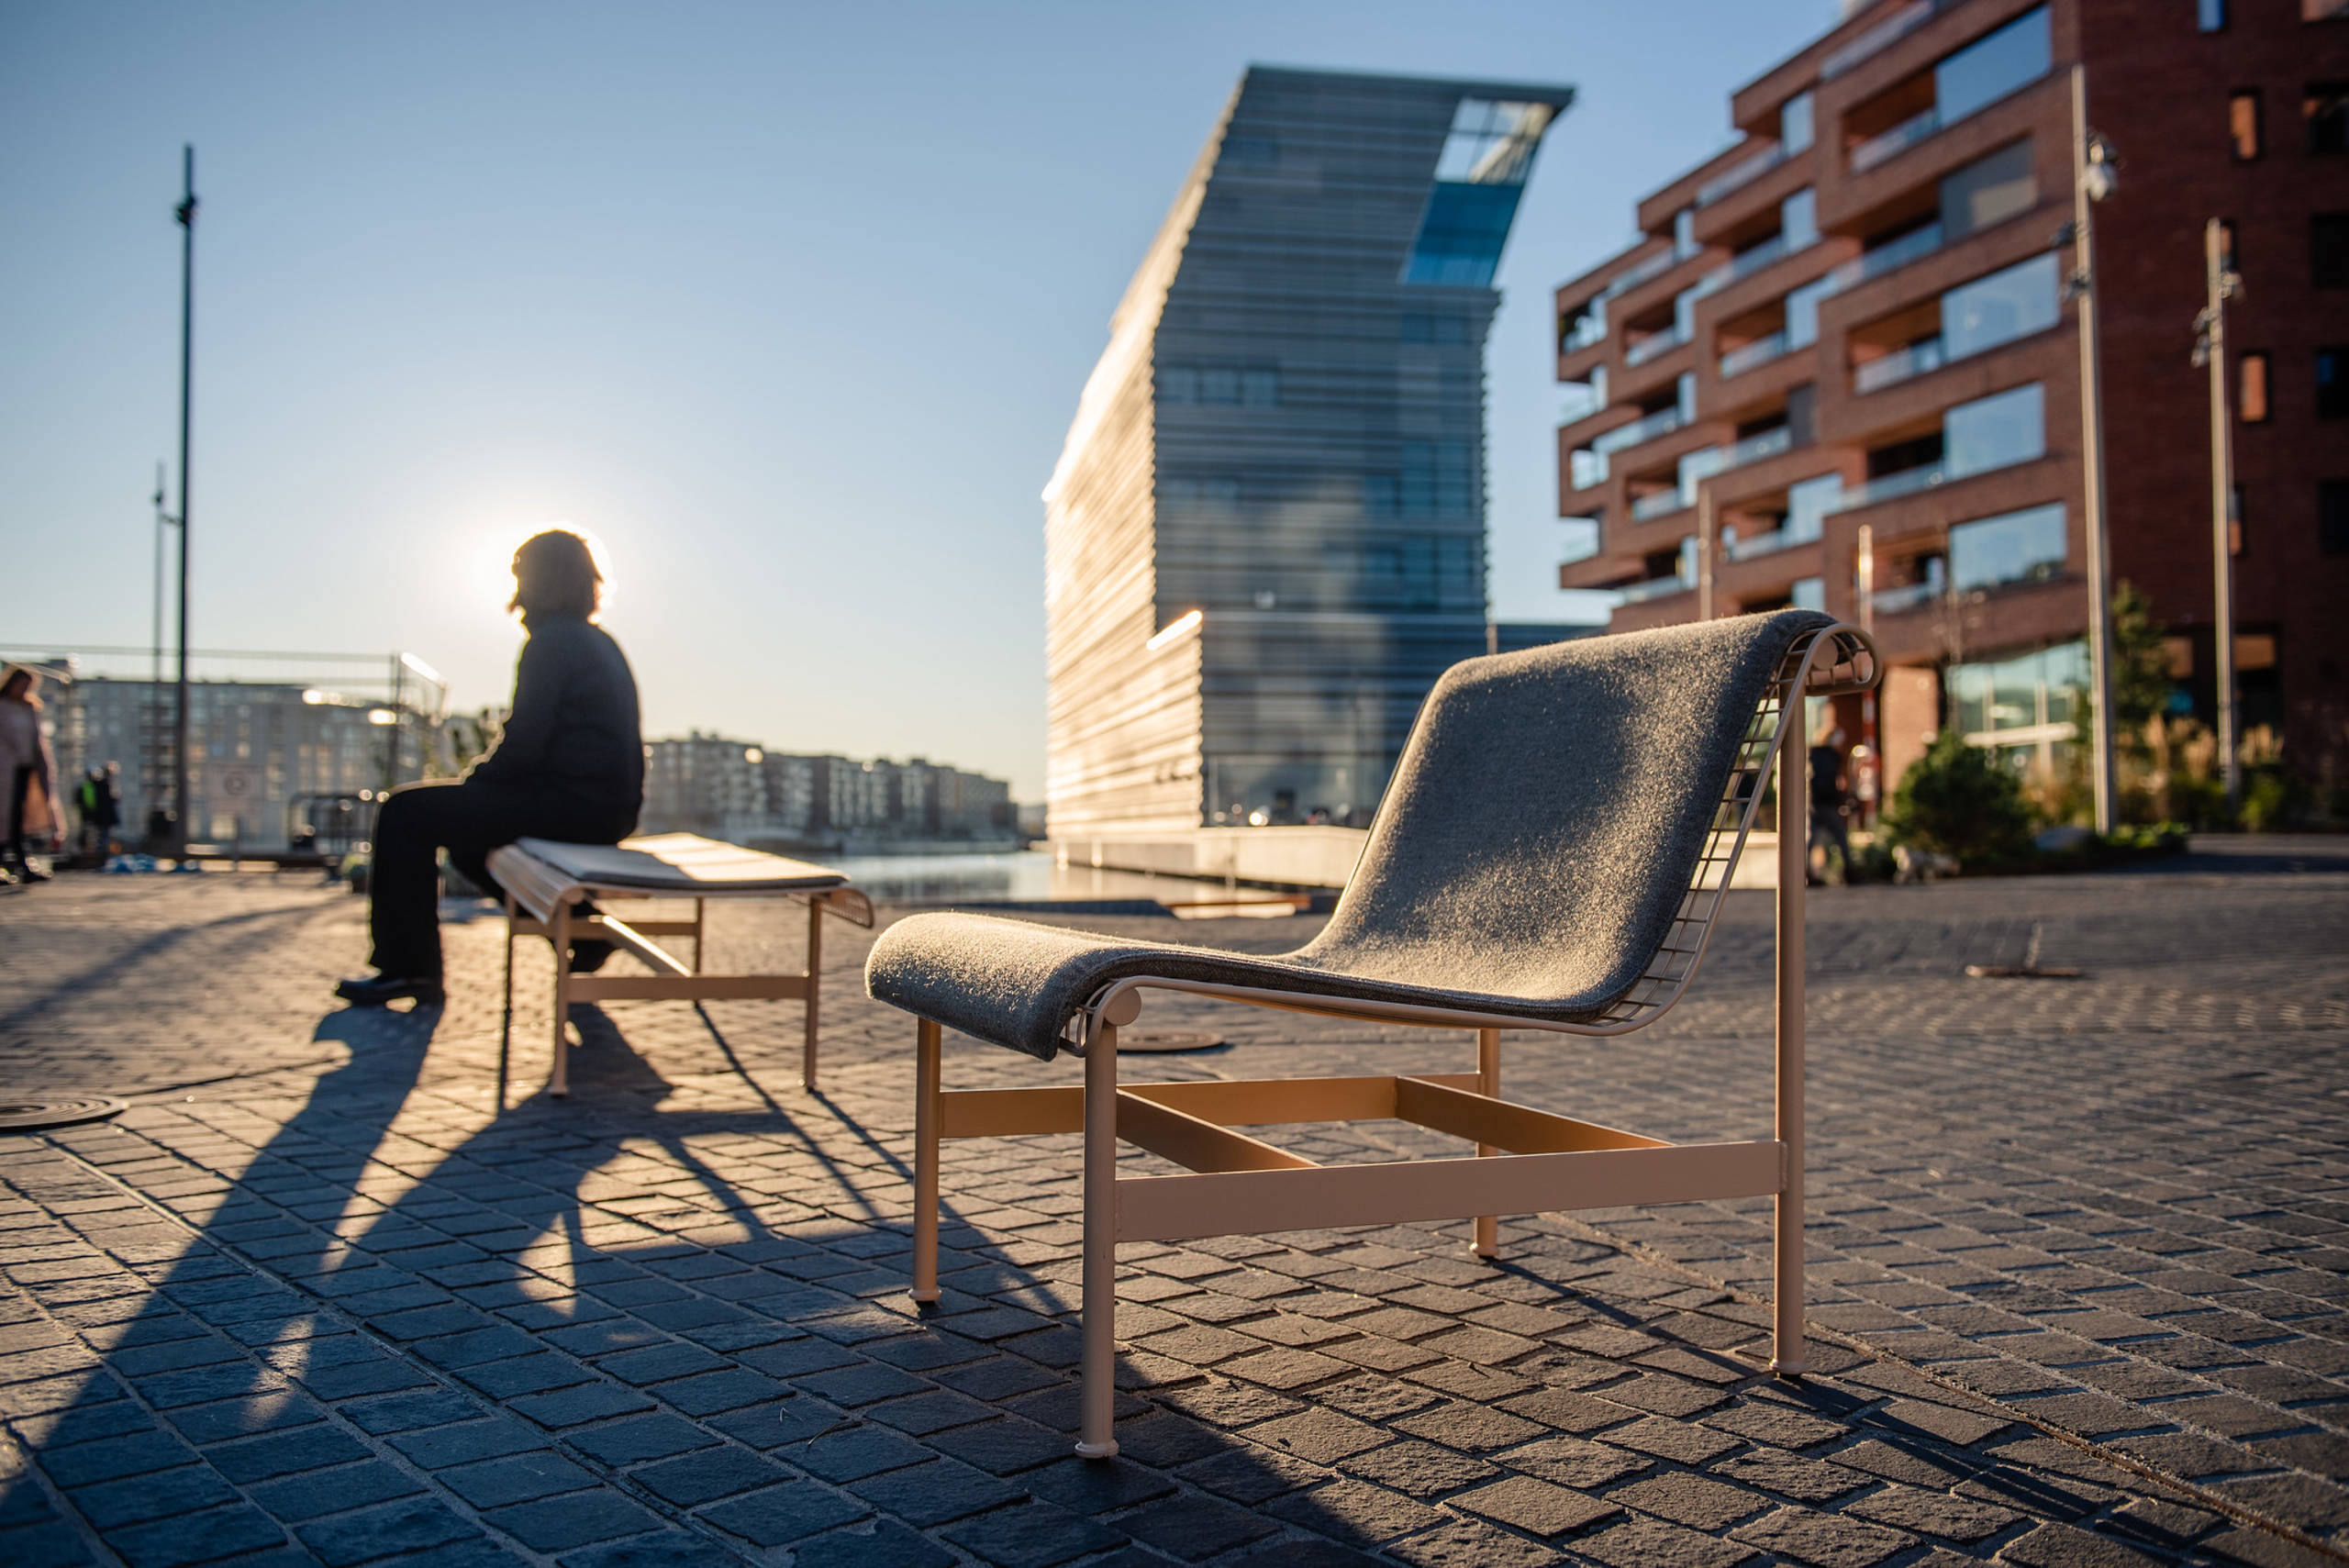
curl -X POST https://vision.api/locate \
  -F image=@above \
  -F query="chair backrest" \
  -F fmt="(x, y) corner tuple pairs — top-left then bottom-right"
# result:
(1297, 608), (1845, 1021)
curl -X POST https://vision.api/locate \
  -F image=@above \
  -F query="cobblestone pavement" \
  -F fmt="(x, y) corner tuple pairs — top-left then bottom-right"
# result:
(1, 840), (2344, 1568)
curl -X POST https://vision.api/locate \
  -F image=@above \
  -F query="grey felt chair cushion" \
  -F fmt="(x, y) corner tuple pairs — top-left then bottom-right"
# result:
(866, 609), (1832, 1060)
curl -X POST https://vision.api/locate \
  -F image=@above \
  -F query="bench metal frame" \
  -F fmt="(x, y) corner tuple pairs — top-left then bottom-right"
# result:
(907, 624), (1878, 1459)
(488, 843), (874, 1096)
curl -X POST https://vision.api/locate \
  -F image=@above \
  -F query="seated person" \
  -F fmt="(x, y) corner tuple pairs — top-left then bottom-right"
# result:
(338, 530), (643, 1006)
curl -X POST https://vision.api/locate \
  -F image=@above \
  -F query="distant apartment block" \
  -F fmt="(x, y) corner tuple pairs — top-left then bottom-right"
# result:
(1044, 66), (1575, 837)
(640, 734), (1017, 851)
(50, 678), (441, 849)
(1554, 0), (2349, 790)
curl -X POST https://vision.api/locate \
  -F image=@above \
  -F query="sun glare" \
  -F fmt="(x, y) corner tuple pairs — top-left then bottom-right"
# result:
(462, 521), (616, 616)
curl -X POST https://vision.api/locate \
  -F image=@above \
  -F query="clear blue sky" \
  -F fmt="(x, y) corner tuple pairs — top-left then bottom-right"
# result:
(2, 1), (1834, 798)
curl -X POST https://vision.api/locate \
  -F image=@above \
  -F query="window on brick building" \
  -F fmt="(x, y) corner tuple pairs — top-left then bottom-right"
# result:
(2321, 482), (2349, 557)
(2310, 82), (2349, 152)
(2199, 0), (2227, 28)
(2316, 214), (2349, 288)
(2230, 91), (2263, 159)
(2240, 352), (2271, 421)
(2320, 347), (2348, 419)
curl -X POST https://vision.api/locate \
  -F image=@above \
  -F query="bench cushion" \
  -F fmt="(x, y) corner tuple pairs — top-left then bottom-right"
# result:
(867, 610), (1832, 1060)
(512, 833), (845, 892)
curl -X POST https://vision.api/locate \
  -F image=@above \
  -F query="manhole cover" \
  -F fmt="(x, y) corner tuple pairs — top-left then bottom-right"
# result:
(0, 1097), (128, 1133)
(1115, 1029), (1226, 1054)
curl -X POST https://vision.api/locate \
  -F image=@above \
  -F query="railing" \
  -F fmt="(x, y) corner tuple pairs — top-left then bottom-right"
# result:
(1726, 527), (1813, 562)
(1869, 577), (1945, 614)
(1603, 246), (1679, 298)
(1594, 406), (1684, 455)
(1728, 425), (1795, 468)
(1825, 222), (1943, 291)
(1562, 311), (1607, 352)
(1720, 331), (1792, 380)
(1854, 336), (1946, 393)
(1696, 145), (1786, 206)
(1559, 384), (1605, 424)
(1820, 0), (1942, 80)
(1569, 449), (1609, 491)
(1619, 574), (1695, 604)
(1849, 106), (1941, 172)
(1831, 461), (1947, 512)
(1631, 489), (1690, 522)
(1625, 324), (1691, 367)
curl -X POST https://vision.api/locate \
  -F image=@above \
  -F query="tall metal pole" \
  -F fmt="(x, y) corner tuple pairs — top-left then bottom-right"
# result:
(2070, 67), (2119, 835)
(2202, 219), (2242, 813)
(1856, 522), (1877, 828)
(173, 146), (198, 857)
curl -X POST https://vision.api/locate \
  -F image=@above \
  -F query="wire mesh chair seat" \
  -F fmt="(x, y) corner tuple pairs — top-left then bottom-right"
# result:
(864, 610), (1879, 1459)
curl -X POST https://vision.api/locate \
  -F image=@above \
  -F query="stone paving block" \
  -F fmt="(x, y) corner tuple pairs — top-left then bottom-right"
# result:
(1386, 1515), (1566, 1567)
(245, 1459), (423, 1522)
(788, 1518), (957, 1568)
(1577, 1513), (1757, 1568)
(106, 1500), (288, 1568)
(939, 1501), (1124, 1567)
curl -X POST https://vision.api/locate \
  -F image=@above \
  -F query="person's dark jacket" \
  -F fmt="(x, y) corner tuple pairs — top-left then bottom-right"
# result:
(469, 615), (644, 827)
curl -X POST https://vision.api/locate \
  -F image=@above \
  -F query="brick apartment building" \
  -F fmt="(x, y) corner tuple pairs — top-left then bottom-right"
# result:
(1553, 0), (2348, 798)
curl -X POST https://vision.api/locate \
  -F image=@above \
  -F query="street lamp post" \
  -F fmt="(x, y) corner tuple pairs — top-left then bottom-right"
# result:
(2193, 218), (2243, 813)
(2067, 66), (2120, 836)
(172, 146), (198, 859)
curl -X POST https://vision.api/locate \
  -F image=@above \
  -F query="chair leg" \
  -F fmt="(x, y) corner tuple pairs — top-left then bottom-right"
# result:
(1773, 722), (1808, 1375)
(803, 894), (823, 1093)
(550, 901), (573, 1100)
(1076, 1020), (1120, 1459)
(913, 1018), (941, 1305)
(1472, 1028), (1500, 1260)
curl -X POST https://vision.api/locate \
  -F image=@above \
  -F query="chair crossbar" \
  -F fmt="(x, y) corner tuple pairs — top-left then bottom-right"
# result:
(1115, 1140), (1786, 1246)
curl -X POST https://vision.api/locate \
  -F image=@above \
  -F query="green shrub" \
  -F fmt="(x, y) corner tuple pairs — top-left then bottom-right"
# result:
(1882, 729), (2036, 866)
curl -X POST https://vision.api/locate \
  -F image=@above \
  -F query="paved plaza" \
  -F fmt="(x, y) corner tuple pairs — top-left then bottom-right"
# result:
(1, 841), (2345, 1567)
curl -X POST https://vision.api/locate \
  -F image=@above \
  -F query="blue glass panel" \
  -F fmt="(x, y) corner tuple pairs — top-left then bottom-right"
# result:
(1403, 182), (1524, 287)
(1936, 7), (2050, 126)
(1949, 502), (2066, 591)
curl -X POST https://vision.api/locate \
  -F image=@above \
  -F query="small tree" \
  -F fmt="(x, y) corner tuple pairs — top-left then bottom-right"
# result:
(1882, 728), (2036, 866)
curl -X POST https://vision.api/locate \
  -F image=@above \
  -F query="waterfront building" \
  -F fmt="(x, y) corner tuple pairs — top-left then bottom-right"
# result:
(1553, 0), (2349, 793)
(640, 737), (1017, 851)
(1044, 65), (1575, 836)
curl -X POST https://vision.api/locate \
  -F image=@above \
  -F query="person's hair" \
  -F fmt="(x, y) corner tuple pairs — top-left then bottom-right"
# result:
(508, 530), (603, 619)
(1, 666), (40, 708)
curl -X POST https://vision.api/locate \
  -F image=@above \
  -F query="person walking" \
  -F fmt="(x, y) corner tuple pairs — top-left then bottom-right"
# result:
(335, 530), (644, 1006)
(94, 762), (122, 858)
(1808, 724), (1851, 886)
(0, 665), (63, 885)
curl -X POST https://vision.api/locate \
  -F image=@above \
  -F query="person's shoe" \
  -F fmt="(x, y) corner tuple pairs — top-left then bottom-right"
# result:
(334, 973), (445, 1007)
(568, 939), (615, 974)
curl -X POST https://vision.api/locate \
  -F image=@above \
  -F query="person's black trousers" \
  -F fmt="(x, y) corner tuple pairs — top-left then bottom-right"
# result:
(367, 778), (631, 980)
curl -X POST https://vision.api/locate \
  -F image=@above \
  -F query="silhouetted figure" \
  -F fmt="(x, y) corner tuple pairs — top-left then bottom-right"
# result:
(76, 764), (121, 860)
(0, 665), (61, 885)
(337, 531), (643, 1006)
(1808, 725), (1850, 885)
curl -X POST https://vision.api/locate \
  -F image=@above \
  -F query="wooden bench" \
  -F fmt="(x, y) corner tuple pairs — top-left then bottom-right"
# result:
(485, 833), (873, 1096)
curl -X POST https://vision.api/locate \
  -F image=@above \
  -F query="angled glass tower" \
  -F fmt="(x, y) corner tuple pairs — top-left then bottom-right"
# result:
(1043, 66), (1570, 835)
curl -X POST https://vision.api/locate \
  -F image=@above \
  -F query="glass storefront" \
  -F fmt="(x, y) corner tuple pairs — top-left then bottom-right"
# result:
(1946, 639), (2087, 774)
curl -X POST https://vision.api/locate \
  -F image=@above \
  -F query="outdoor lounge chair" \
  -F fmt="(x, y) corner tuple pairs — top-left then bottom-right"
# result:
(864, 609), (1878, 1458)
(487, 833), (873, 1097)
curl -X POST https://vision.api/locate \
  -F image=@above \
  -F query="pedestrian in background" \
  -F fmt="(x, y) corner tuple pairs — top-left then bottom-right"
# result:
(0, 665), (62, 885)
(1808, 723), (1851, 886)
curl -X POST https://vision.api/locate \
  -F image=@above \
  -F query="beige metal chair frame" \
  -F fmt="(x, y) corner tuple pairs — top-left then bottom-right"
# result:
(907, 624), (1877, 1459)
(487, 840), (874, 1096)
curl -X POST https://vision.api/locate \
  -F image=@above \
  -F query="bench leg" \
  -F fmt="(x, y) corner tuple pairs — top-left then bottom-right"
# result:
(1076, 1020), (1119, 1459)
(803, 895), (823, 1092)
(913, 1018), (941, 1305)
(692, 897), (706, 974)
(1773, 722), (1808, 1375)
(1472, 1028), (1500, 1260)
(499, 894), (518, 1110)
(551, 900), (573, 1100)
